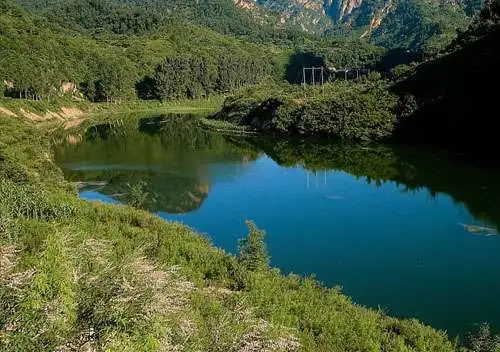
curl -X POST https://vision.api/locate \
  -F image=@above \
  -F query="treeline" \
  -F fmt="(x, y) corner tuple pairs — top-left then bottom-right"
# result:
(151, 56), (270, 101)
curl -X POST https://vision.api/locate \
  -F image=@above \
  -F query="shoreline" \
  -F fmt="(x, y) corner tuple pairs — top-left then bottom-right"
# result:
(0, 104), (465, 350)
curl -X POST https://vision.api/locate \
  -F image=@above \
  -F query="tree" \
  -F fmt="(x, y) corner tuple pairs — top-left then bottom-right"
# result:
(238, 221), (270, 272)
(94, 56), (135, 102)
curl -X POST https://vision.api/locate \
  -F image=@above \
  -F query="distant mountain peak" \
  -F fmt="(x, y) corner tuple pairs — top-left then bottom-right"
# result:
(234, 0), (259, 10)
(242, 0), (476, 50)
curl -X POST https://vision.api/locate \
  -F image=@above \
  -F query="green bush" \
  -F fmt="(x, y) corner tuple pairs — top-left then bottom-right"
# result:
(238, 221), (270, 272)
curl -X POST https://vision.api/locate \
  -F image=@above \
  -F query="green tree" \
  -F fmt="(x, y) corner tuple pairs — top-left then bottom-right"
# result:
(238, 221), (270, 272)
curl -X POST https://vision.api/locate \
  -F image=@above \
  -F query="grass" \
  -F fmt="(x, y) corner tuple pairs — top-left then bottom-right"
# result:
(0, 112), (497, 351)
(198, 117), (257, 134)
(0, 96), (89, 116)
(87, 96), (225, 115)
(0, 95), (224, 120)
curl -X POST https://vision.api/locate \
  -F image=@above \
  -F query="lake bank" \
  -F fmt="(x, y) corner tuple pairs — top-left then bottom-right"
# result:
(0, 96), (224, 126)
(0, 108), (472, 350)
(55, 114), (500, 338)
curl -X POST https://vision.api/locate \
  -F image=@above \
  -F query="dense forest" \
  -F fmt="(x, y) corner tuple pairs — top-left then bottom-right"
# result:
(0, 0), (288, 103)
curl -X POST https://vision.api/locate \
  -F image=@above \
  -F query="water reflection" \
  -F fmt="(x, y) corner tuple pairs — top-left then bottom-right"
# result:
(56, 115), (260, 213)
(247, 137), (500, 231)
(56, 115), (500, 230)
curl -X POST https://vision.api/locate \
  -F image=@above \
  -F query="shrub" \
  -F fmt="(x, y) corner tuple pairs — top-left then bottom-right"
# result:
(238, 221), (270, 272)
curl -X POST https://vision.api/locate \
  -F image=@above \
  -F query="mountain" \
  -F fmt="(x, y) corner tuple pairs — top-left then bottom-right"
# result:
(14, 0), (303, 44)
(240, 0), (480, 52)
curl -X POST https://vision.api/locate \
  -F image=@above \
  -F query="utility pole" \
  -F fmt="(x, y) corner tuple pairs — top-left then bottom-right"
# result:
(302, 67), (325, 86)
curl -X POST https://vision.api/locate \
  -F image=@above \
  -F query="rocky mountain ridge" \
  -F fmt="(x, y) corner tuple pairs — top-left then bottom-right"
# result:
(235, 0), (477, 50)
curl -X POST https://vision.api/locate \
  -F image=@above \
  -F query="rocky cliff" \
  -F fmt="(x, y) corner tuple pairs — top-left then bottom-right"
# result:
(235, 0), (476, 50)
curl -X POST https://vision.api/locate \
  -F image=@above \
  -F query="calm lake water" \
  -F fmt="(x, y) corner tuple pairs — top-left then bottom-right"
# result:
(55, 114), (500, 337)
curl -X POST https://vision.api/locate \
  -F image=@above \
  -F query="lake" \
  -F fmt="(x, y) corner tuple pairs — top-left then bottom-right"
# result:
(55, 114), (500, 338)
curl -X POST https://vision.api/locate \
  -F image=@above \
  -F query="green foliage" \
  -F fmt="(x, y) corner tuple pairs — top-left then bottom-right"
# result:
(238, 221), (270, 272)
(372, 0), (470, 55)
(452, 0), (500, 47)
(0, 179), (75, 223)
(393, 0), (500, 156)
(240, 269), (457, 351)
(391, 63), (418, 80)
(17, 0), (167, 35)
(152, 55), (271, 101)
(0, 0), (284, 103)
(127, 181), (149, 209)
(215, 82), (398, 140)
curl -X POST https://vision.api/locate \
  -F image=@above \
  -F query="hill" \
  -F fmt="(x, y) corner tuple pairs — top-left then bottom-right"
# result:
(247, 0), (478, 53)
(1, 0), (388, 104)
(394, 0), (500, 159)
(0, 0), (284, 103)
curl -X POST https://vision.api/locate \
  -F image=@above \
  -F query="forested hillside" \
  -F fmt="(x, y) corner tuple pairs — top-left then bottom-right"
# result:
(14, 0), (304, 44)
(1, 0), (388, 105)
(0, 0), (281, 103)
(394, 0), (500, 158)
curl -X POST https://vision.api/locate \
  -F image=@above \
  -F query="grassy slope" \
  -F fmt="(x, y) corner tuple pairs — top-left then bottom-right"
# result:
(0, 96), (224, 122)
(0, 112), (461, 351)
